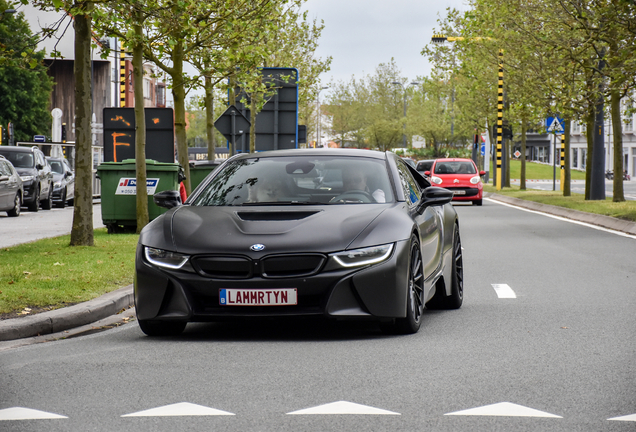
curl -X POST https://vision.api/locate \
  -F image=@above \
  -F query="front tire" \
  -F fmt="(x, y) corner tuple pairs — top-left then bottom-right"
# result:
(55, 190), (66, 208)
(473, 199), (482, 206)
(138, 320), (187, 336)
(381, 235), (424, 335)
(28, 187), (40, 212)
(427, 224), (463, 309)
(42, 186), (53, 210)
(7, 193), (21, 217)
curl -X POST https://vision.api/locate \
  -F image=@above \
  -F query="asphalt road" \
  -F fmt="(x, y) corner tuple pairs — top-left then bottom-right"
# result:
(0, 204), (105, 248)
(0, 199), (635, 431)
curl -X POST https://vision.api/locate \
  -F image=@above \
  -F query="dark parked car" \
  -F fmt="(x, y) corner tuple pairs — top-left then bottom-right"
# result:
(0, 155), (23, 217)
(416, 159), (435, 177)
(46, 156), (75, 208)
(0, 146), (53, 211)
(135, 149), (463, 336)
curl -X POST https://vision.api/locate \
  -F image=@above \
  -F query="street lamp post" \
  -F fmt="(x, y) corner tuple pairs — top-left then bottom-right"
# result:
(317, 86), (329, 147)
(391, 81), (420, 149)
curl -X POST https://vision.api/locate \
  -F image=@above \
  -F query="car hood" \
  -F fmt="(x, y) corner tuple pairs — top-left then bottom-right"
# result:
(155, 204), (391, 255)
(15, 167), (36, 177)
(51, 172), (64, 182)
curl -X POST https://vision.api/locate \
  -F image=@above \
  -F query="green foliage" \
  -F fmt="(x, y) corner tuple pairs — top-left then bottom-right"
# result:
(0, 0), (53, 141)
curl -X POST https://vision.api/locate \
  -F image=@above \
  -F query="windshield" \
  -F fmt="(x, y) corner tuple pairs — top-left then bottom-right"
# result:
(433, 161), (477, 175)
(1, 151), (33, 168)
(190, 155), (394, 206)
(49, 160), (64, 174)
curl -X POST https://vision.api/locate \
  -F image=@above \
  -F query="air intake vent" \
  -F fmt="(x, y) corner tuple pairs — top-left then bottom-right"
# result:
(237, 211), (319, 221)
(191, 256), (252, 279)
(261, 254), (326, 278)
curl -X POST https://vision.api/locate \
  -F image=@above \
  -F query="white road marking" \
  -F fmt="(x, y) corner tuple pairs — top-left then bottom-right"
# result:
(486, 198), (636, 240)
(445, 402), (562, 418)
(608, 413), (636, 421)
(492, 284), (516, 298)
(0, 407), (67, 420)
(287, 401), (400, 415)
(121, 402), (234, 417)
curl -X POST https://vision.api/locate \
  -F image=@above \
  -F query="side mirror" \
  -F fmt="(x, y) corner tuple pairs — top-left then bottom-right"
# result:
(424, 171), (431, 176)
(36, 163), (43, 170)
(417, 187), (453, 213)
(65, 171), (73, 177)
(479, 170), (486, 176)
(153, 190), (182, 209)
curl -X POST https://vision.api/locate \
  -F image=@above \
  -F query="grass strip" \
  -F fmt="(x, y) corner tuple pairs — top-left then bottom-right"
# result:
(484, 185), (636, 222)
(0, 228), (138, 317)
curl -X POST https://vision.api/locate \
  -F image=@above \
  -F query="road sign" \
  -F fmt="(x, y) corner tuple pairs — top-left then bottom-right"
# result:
(33, 135), (46, 142)
(546, 117), (564, 133)
(214, 105), (251, 152)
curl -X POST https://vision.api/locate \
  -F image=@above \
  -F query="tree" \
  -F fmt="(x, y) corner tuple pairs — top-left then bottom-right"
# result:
(0, 0), (53, 142)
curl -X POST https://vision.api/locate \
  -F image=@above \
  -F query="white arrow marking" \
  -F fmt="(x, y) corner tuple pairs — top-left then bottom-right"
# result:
(0, 407), (67, 420)
(445, 402), (561, 418)
(492, 284), (516, 298)
(122, 402), (234, 417)
(608, 413), (636, 421)
(287, 401), (400, 415)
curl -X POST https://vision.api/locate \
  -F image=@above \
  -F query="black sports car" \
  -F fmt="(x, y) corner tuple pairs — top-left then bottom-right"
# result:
(134, 149), (463, 336)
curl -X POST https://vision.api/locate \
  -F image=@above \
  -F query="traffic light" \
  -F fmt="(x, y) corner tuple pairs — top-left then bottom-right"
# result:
(61, 123), (67, 143)
(431, 34), (447, 43)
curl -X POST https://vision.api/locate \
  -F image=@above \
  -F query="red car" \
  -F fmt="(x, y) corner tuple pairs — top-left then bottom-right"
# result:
(425, 158), (485, 206)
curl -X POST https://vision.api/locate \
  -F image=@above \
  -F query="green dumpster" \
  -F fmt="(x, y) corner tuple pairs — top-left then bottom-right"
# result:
(97, 159), (180, 233)
(188, 159), (222, 191)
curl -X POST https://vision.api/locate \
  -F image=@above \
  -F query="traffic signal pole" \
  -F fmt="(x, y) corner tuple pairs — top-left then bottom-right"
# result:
(496, 50), (503, 190)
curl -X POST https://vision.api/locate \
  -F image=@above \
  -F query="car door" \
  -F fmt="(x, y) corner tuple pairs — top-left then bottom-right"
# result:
(0, 160), (10, 208)
(64, 158), (75, 200)
(395, 161), (443, 280)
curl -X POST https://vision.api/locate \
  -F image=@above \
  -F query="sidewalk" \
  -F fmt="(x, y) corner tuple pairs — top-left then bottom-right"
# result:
(1, 193), (635, 344)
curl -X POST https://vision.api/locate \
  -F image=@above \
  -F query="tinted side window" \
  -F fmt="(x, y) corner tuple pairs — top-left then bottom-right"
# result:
(0, 161), (10, 176)
(396, 161), (420, 205)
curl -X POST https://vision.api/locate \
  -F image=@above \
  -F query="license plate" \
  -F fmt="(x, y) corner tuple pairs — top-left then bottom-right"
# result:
(453, 190), (466, 195)
(219, 288), (297, 306)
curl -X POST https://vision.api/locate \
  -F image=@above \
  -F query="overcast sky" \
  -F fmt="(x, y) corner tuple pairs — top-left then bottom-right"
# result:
(301, 0), (470, 88)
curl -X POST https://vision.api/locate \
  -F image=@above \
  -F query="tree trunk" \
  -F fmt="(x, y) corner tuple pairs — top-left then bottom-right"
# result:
(171, 40), (190, 194)
(520, 117), (526, 190)
(250, 95), (257, 153)
(563, 118), (571, 197)
(585, 110), (594, 200)
(204, 74), (215, 162)
(610, 86), (625, 202)
(133, 18), (149, 233)
(70, 3), (94, 247)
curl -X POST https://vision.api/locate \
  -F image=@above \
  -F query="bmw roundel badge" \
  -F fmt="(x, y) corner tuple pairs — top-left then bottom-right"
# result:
(250, 244), (266, 252)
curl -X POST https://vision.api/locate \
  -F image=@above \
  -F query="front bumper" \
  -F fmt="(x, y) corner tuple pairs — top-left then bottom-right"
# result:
(134, 240), (409, 322)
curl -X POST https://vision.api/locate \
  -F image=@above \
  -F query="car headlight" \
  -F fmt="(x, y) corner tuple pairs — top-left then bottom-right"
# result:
(54, 182), (62, 188)
(144, 247), (190, 269)
(20, 175), (35, 182)
(431, 176), (443, 185)
(331, 243), (394, 268)
(470, 175), (481, 185)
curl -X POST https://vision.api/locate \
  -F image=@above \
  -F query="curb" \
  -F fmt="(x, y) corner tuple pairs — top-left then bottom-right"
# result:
(486, 193), (636, 236)
(0, 285), (134, 341)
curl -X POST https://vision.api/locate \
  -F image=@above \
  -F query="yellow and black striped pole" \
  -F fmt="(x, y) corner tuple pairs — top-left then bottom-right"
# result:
(496, 49), (504, 190)
(120, 41), (126, 107)
(560, 134), (565, 191)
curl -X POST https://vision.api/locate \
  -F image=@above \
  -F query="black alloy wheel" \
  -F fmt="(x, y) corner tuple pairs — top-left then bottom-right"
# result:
(7, 193), (21, 217)
(42, 186), (53, 210)
(138, 319), (187, 337)
(382, 235), (424, 334)
(427, 223), (463, 309)
(28, 187), (40, 212)
(56, 190), (66, 208)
